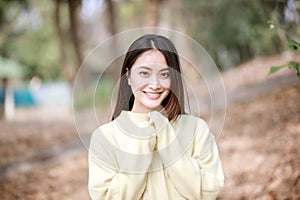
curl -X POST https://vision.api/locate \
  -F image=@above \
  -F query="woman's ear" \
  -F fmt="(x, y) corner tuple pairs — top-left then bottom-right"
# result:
(126, 68), (131, 85)
(127, 76), (131, 86)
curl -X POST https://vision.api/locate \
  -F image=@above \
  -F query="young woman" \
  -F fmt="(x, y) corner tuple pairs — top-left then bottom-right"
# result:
(88, 34), (224, 200)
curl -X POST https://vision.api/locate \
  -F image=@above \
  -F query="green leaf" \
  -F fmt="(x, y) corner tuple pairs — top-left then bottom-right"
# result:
(269, 65), (286, 75)
(288, 61), (300, 80)
(287, 39), (300, 51)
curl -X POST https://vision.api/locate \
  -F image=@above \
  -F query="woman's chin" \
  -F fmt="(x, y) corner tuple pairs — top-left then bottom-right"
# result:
(142, 100), (162, 110)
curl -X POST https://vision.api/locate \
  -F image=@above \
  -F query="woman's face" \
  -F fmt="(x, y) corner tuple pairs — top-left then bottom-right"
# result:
(128, 50), (171, 113)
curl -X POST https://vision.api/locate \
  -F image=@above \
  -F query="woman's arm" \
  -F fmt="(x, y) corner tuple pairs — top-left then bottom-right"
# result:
(150, 111), (224, 200)
(88, 127), (156, 200)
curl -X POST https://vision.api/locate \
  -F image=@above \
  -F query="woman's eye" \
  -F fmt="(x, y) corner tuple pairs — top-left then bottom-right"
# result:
(161, 72), (170, 78)
(139, 71), (149, 76)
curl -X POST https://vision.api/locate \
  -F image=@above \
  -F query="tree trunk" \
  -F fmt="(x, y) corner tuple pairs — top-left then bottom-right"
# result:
(105, 0), (119, 81)
(105, 0), (116, 35)
(68, 0), (83, 70)
(67, 0), (89, 87)
(54, 0), (72, 82)
(145, 0), (160, 27)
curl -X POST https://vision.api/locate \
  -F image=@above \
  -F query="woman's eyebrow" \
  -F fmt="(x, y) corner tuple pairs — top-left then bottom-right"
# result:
(160, 68), (169, 71)
(137, 66), (169, 71)
(138, 66), (151, 70)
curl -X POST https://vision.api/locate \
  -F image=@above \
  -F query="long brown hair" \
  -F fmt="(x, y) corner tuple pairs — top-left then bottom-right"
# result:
(112, 34), (185, 121)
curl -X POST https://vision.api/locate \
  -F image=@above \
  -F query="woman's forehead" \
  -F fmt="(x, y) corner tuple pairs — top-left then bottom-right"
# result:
(132, 50), (167, 67)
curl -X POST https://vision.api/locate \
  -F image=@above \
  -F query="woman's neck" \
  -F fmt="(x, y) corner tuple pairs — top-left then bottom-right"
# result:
(131, 105), (164, 114)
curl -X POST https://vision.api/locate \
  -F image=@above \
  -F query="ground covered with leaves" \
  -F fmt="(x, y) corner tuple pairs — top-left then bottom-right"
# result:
(219, 84), (300, 199)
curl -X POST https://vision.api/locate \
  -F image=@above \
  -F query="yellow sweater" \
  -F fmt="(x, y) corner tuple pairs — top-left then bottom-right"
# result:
(88, 111), (224, 200)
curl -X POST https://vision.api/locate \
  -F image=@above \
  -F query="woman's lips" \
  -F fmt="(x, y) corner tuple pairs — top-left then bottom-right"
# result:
(143, 91), (163, 100)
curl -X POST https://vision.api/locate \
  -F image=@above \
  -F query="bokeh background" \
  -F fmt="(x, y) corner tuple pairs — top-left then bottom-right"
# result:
(0, 0), (299, 199)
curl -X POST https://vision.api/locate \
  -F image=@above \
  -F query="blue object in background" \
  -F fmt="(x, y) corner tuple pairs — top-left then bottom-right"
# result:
(0, 81), (71, 108)
(0, 88), (4, 104)
(14, 87), (36, 107)
(0, 87), (36, 107)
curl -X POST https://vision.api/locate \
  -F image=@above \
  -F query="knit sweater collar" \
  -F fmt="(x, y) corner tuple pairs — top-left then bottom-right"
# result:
(121, 111), (149, 124)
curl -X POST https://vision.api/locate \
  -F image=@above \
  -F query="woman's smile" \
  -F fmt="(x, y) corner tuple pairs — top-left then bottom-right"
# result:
(144, 91), (160, 99)
(143, 90), (164, 99)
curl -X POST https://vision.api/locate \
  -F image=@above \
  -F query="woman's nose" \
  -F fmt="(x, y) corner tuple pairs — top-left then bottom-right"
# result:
(148, 83), (161, 90)
(148, 75), (161, 89)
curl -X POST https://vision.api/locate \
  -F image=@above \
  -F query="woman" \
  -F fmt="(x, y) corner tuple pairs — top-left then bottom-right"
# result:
(88, 34), (224, 200)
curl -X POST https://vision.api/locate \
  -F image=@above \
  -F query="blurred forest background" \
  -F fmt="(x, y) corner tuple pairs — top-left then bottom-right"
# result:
(0, 0), (299, 199)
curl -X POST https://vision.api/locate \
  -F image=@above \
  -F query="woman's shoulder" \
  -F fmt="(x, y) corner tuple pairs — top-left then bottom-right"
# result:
(176, 114), (210, 137)
(177, 114), (208, 127)
(91, 120), (117, 137)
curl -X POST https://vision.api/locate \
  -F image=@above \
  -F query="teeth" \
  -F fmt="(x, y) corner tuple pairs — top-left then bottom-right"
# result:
(146, 93), (159, 97)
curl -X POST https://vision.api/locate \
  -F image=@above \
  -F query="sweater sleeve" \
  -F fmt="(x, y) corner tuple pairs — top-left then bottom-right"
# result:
(150, 112), (224, 200)
(88, 126), (156, 200)
(88, 154), (149, 200)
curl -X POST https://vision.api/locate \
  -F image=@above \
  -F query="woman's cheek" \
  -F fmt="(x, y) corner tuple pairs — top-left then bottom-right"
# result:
(161, 79), (171, 89)
(131, 80), (147, 92)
